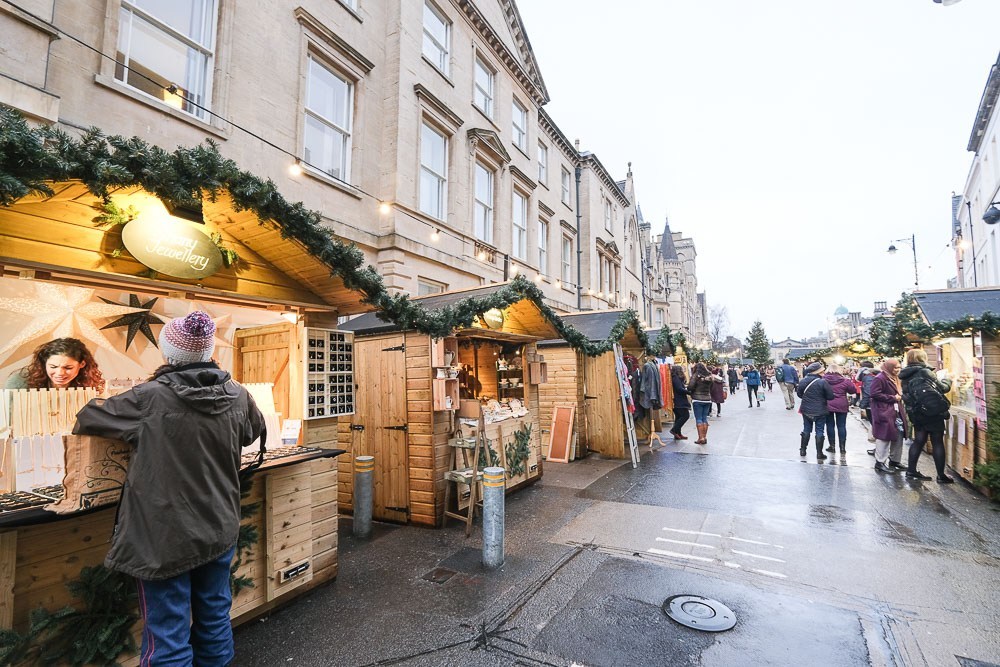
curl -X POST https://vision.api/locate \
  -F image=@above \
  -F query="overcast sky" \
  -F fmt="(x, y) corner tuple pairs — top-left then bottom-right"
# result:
(517, 0), (1000, 343)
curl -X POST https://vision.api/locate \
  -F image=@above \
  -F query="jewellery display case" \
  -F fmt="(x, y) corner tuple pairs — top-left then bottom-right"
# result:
(303, 328), (355, 419)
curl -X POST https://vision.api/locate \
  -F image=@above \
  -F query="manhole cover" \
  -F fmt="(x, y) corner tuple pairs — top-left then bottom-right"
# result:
(662, 595), (736, 632)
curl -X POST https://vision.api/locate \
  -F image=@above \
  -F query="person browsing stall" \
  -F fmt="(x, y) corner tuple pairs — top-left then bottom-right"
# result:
(73, 312), (265, 666)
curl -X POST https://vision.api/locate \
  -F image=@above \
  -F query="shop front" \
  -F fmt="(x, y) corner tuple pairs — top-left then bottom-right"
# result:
(336, 283), (562, 527)
(913, 289), (1000, 487)
(0, 173), (369, 662)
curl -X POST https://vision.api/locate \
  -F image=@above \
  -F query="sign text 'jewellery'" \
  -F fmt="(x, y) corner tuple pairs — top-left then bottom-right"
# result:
(121, 216), (223, 279)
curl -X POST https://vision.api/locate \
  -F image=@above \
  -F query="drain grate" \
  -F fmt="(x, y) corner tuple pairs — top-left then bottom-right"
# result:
(421, 567), (457, 584)
(662, 595), (736, 632)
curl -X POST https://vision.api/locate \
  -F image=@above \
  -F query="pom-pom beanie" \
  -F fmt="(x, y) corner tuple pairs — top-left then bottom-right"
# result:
(159, 311), (216, 365)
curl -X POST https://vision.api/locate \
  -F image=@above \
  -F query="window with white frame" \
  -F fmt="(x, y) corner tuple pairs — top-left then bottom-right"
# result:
(115, 0), (217, 119)
(561, 167), (571, 205)
(419, 121), (447, 220)
(474, 56), (494, 118)
(512, 191), (528, 260)
(474, 162), (493, 242)
(656, 308), (664, 328)
(422, 1), (450, 75)
(603, 197), (612, 232)
(538, 219), (549, 271)
(561, 235), (572, 283)
(537, 142), (548, 184)
(303, 56), (353, 180)
(512, 99), (527, 151)
(417, 277), (447, 296)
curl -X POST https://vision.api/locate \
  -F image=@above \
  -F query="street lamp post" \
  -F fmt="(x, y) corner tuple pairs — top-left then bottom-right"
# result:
(887, 234), (918, 289)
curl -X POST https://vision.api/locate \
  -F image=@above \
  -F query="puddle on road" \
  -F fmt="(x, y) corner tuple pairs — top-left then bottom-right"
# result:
(808, 504), (856, 525)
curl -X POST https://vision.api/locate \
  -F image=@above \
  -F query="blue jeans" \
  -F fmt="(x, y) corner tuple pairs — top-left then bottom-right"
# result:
(801, 414), (825, 438)
(136, 545), (236, 666)
(693, 401), (712, 424)
(825, 411), (848, 445)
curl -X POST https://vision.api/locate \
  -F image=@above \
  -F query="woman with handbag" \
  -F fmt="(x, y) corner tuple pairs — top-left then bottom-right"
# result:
(869, 359), (907, 474)
(688, 363), (723, 444)
(899, 349), (954, 483)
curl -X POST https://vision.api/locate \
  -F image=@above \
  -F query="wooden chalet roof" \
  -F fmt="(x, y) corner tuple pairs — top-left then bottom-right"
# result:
(537, 310), (644, 351)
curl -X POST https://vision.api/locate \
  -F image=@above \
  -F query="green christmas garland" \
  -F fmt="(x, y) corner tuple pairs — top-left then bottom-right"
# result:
(0, 108), (675, 359)
(231, 478), (261, 597)
(505, 423), (533, 477)
(0, 565), (137, 666)
(976, 384), (1000, 497)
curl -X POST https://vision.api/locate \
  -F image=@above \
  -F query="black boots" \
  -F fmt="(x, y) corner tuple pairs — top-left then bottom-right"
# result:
(815, 436), (827, 461)
(799, 433), (809, 457)
(825, 441), (836, 453)
(839, 438), (846, 454)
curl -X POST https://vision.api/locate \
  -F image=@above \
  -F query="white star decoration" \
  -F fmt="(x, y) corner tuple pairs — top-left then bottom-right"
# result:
(0, 283), (146, 361)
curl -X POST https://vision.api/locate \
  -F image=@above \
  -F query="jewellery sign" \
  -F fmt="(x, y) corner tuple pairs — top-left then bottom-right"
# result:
(121, 216), (223, 279)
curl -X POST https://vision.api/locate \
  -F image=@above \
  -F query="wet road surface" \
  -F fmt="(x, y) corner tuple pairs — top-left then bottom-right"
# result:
(234, 389), (1000, 666)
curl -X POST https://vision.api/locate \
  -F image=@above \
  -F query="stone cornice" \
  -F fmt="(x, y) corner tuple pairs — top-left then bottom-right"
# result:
(538, 108), (578, 162)
(968, 52), (1000, 153)
(454, 0), (548, 104)
(295, 7), (375, 73)
(468, 128), (511, 166)
(538, 201), (555, 217)
(582, 153), (629, 207)
(509, 165), (537, 190)
(414, 84), (464, 130)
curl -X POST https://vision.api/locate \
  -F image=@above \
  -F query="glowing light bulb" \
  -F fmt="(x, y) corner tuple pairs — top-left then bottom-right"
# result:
(555, 280), (561, 289)
(534, 274), (542, 282)
(288, 162), (303, 177)
(378, 202), (392, 215)
(431, 228), (440, 242)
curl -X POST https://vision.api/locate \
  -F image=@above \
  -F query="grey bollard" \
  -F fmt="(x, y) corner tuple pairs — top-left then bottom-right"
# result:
(482, 466), (505, 568)
(353, 455), (374, 538)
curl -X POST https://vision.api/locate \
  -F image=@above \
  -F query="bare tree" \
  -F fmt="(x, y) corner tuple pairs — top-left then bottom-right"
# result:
(708, 305), (730, 349)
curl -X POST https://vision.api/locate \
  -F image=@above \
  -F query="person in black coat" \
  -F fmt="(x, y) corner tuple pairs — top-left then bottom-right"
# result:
(899, 348), (953, 482)
(670, 364), (691, 440)
(796, 361), (835, 461)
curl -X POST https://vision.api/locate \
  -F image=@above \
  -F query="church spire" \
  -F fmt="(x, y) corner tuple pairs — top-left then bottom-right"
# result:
(659, 217), (678, 260)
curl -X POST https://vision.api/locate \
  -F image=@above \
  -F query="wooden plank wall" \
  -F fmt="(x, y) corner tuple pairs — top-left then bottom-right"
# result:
(405, 332), (449, 527)
(537, 346), (580, 455)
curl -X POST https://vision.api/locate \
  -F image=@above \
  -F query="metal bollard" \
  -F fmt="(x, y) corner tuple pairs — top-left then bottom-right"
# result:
(482, 466), (505, 568)
(353, 455), (374, 538)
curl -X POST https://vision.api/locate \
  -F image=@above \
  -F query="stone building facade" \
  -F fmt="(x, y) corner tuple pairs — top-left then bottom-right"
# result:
(649, 219), (706, 343)
(1, 0), (699, 322)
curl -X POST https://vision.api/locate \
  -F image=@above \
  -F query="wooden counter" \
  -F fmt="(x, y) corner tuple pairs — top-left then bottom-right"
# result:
(0, 449), (343, 666)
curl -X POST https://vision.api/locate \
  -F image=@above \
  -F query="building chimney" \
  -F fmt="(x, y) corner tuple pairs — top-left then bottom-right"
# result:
(574, 139), (580, 151)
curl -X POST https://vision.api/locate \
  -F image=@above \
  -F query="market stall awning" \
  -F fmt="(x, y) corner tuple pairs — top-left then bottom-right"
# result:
(0, 182), (366, 313)
(340, 283), (561, 340)
(537, 310), (644, 351)
(913, 288), (1000, 324)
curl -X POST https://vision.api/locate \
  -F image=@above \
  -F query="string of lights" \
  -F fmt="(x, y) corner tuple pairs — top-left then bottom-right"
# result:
(3, 0), (614, 300)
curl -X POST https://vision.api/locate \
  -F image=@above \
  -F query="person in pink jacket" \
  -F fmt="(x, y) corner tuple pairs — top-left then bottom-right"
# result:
(822, 364), (857, 455)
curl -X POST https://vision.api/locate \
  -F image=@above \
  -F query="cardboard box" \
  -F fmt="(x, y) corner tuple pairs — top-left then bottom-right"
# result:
(459, 399), (481, 419)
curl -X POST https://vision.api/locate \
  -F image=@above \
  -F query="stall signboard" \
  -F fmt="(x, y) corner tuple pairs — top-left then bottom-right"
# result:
(974, 362), (987, 427)
(121, 216), (223, 279)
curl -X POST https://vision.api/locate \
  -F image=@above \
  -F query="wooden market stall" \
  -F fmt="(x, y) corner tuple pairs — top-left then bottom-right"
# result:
(336, 283), (562, 527)
(536, 311), (649, 460)
(913, 289), (1000, 488)
(0, 180), (369, 663)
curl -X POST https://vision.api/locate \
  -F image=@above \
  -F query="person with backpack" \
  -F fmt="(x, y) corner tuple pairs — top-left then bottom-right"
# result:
(900, 348), (954, 483)
(822, 364), (857, 455)
(744, 364), (762, 407)
(796, 362), (835, 460)
(777, 358), (799, 410)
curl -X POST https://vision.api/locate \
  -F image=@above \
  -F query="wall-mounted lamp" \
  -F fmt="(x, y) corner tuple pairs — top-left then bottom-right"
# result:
(378, 201), (393, 215)
(431, 228), (440, 242)
(288, 161), (303, 177)
(983, 201), (1000, 225)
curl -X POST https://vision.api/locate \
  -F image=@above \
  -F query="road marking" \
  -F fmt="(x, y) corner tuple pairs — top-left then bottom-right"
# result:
(729, 536), (784, 549)
(662, 528), (722, 538)
(732, 549), (786, 563)
(724, 561), (741, 569)
(647, 548), (715, 563)
(655, 537), (716, 549)
(753, 569), (788, 579)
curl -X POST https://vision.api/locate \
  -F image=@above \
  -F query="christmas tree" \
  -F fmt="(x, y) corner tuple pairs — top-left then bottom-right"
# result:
(744, 320), (771, 366)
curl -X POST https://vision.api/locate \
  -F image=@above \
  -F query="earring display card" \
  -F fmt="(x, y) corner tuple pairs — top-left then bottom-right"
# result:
(304, 328), (355, 419)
